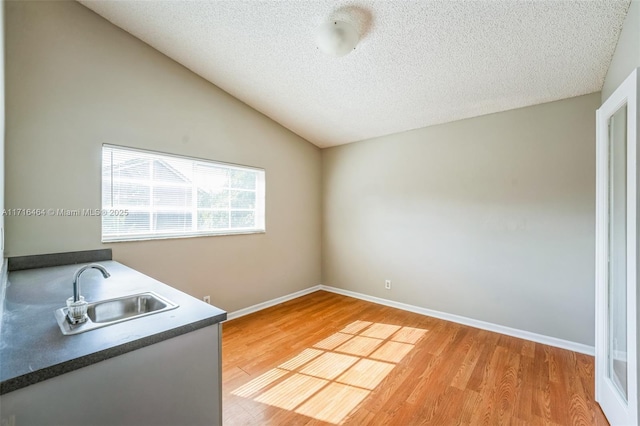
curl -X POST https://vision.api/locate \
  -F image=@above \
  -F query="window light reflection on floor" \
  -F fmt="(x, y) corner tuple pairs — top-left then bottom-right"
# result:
(230, 321), (428, 424)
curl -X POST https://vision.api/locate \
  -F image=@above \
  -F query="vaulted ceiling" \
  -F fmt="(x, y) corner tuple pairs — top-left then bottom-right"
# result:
(80, 0), (630, 148)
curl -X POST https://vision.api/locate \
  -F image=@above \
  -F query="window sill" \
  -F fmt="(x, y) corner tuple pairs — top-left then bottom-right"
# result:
(102, 229), (266, 243)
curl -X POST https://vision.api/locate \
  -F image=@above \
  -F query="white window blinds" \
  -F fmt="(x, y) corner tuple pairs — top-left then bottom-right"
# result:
(102, 145), (265, 242)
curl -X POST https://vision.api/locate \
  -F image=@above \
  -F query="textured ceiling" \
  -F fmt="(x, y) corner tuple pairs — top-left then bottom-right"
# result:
(80, 0), (630, 148)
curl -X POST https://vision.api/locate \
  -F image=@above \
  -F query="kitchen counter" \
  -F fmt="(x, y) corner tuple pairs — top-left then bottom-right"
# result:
(0, 260), (226, 394)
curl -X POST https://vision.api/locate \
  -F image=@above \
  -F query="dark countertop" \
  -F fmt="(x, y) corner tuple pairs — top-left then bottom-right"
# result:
(0, 260), (226, 394)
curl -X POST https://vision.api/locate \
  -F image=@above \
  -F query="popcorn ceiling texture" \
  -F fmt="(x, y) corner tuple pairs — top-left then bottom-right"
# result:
(80, 0), (630, 148)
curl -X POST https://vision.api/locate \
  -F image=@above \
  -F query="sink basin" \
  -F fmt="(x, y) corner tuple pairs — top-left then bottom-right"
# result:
(55, 292), (179, 335)
(88, 293), (171, 323)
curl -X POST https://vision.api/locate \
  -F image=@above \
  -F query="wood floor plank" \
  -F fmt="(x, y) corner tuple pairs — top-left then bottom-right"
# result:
(450, 336), (482, 390)
(514, 351), (534, 422)
(222, 291), (609, 425)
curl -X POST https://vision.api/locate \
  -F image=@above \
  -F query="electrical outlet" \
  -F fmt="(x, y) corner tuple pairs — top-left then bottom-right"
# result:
(203, 295), (211, 304)
(385, 280), (391, 290)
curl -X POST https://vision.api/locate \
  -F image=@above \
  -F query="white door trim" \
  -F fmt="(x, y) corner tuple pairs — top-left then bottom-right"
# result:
(595, 67), (639, 426)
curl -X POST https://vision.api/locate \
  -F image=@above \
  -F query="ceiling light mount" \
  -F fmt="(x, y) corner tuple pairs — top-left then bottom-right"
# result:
(315, 20), (359, 57)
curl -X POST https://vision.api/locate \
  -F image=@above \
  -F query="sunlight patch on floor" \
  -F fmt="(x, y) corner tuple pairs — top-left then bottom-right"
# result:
(300, 352), (360, 380)
(360, 323), (402, 339)
(392, 326), (428, 344)
(295, 383), (370, 424)
(255, 373), (328, 410)
(231, 368), (289, 398)
(340, 320), (373, 334)
(231, 321), (428, 424)
(337, 358), (395, 389)
(371, 341), (415, 363)
(333, 335), (384, 357)
(279, 348), (324, 370)
(314, 332), (353, 350)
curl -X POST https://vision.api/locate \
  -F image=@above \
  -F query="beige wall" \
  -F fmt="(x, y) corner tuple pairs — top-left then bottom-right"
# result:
(5, 1), (322, 312)
(323, 93), (600, 345)
(602, 0), (639, 101)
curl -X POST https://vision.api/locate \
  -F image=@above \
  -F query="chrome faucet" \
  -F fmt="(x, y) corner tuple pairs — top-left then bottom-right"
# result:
(73, 263), (111, 302)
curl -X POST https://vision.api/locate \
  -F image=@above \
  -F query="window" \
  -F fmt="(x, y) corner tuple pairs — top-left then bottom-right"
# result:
(102, 145), (265, 242)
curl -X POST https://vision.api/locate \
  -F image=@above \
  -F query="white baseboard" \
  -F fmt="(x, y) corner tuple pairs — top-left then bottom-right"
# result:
(319, 285), (595, 356)
(225, 283), (595, 356)
(226, 285), (322, 321)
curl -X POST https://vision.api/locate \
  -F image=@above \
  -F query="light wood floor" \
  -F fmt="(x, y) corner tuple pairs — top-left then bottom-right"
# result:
(222, 291), (608, 425)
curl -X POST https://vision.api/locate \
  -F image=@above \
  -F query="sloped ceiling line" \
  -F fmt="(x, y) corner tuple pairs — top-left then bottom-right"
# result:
(79, 0), (630, 148)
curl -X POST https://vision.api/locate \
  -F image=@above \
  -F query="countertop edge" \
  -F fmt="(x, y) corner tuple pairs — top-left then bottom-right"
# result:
(0, 313), (226, 395)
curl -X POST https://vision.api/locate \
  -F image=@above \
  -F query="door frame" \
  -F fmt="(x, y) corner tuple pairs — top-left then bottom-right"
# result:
(595, 68), (639, 425)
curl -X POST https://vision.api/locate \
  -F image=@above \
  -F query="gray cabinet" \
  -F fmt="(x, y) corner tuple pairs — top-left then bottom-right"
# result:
(0, 324), (222, 426)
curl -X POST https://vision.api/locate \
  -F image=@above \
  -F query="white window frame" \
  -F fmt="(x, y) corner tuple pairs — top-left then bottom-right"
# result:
(101, 144), (266, 242)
